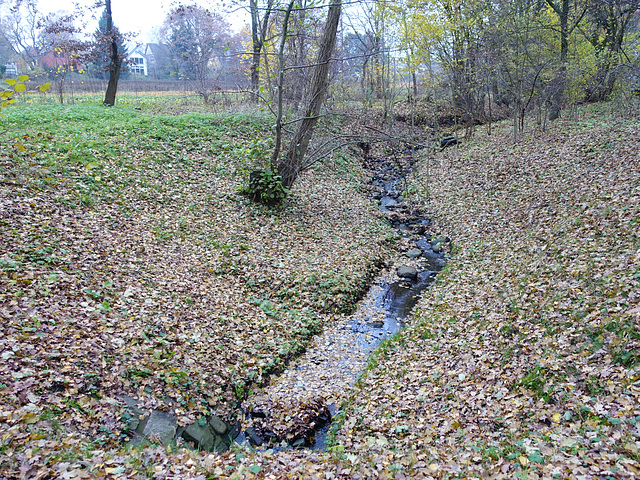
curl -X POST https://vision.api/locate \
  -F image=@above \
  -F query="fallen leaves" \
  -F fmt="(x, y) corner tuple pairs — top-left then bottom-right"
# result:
(330, 103), (640, 477)
(1, 100), (639, 478)
(0, 103), (391, 477)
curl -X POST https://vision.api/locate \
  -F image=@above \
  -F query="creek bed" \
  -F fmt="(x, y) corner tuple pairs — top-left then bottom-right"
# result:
(237, 150), (446, 450)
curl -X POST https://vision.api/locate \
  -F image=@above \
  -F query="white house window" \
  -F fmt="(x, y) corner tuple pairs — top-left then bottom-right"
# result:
(5, 63), (18, 76)
(128, 55), (147, 75)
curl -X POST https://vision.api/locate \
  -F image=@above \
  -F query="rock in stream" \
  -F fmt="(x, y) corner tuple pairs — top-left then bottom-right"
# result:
(237, 147), (447, 450)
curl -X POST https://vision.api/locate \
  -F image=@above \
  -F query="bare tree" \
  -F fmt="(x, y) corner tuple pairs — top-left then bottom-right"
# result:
(102, 0), (121, 106)
(342, 2), (386, 101)
(249, 0), (274, 101)
(160, 4), (231, 102)
(277, 0), (342, 189)
(246, 0), (342, 204)
(286, 0), (323, 111)
(0, 0), (44, 69)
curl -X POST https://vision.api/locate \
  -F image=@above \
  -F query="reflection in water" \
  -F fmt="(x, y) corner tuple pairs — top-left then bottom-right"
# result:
(241, 151), (447, 450)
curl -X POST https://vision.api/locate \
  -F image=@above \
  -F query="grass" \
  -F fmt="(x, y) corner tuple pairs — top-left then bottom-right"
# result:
(0, 97), (394, 477)
(16, 89), (250, 113)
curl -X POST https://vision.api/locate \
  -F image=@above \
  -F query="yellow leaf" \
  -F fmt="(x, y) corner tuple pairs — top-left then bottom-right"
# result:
(14, 83), (27, 93)
(39, 83), (52, 92)
(105, 466), (126, 474)
(23, 413), (38, 424)
(5, 79), (17, 86)
(18, 74), (29, 82)
(519, 455), (529, 467)
(552, 412), (561, 423)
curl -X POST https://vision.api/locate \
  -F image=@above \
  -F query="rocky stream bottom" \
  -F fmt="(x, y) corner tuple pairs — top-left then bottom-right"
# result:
(237, 151), (447, 450)
(119, 150), (448, 453)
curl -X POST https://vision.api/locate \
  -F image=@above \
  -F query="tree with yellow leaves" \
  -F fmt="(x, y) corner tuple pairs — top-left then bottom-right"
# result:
(0, 74), (50, 116)
(39, 13), (90, 104)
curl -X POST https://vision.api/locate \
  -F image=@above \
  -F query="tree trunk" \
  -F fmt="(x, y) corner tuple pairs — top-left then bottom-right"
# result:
(588, 55), (613, 102)
(277, 0), (342, 189)
(269, 0), (296, 168)
(361, 57), (369, 96)
(249, 0), (262, 99)
(547, 0), (569, 120)
(250, 0), (273, 102)
(103, 0), (122, 107)
(250, 47), (261, 99)
(412, 70), (418, 99)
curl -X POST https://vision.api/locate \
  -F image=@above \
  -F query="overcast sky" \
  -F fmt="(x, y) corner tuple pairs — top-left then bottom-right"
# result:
(41, 0), (247, 43)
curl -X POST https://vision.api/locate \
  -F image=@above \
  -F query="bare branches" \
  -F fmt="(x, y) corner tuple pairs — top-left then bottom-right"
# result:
(269, 0), (295, 167)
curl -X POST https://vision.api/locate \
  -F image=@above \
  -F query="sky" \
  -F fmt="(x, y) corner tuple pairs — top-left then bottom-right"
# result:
(41, 0), (247, 43)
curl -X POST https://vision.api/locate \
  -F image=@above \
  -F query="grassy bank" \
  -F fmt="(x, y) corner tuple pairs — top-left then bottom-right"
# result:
(2, 100), (638, 478)
(331, 104), (640, 478)
(0, 103), (392, 476)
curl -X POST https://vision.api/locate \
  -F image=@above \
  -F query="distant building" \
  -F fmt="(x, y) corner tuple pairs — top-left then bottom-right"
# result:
(144, 43), (171, 79)
(4, 62), (18, 76)
(128, 49), (147, 75)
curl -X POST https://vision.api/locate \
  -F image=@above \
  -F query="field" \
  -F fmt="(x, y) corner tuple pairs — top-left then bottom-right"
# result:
(0, 99), (394, 477)
(13, 88), (250, 114)
(1, 97), (639, 478)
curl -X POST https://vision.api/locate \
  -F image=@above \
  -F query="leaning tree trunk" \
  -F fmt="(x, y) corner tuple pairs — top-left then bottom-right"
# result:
(103, 0), (122, 107)
(277, 0), (342, 189)
(546, 0), (570, 120)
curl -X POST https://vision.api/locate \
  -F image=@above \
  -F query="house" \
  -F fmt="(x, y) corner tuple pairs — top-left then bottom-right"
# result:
(4, 62), (18, 76)
(40, 50), (83, 72)
(144, 43), (171, 79)
(128, 48), (147, 75)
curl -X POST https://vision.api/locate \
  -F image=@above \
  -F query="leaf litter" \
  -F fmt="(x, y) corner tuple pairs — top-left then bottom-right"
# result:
(1, 102), (639, 478)
(0, 104), (392, 478)
(332, 104), (640, 478)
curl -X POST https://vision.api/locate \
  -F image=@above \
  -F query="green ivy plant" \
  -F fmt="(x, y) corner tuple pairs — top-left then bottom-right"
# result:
(243, 168), (289, 206)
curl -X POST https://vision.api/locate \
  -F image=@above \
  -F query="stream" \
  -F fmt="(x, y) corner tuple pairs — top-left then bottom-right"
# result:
(236, 148), (446, 450)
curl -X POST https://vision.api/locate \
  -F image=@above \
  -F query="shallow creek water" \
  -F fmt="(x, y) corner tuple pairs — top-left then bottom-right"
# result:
(237, 151), (446, 450)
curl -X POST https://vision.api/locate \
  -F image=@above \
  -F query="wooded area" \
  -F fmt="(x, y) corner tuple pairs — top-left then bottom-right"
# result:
(1, 0), (639, 478)
(2, 0), (639, 151)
